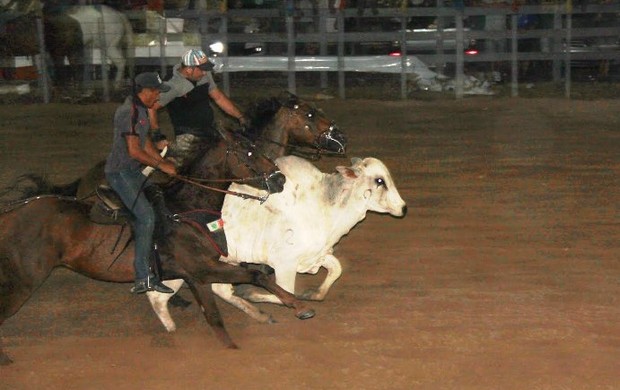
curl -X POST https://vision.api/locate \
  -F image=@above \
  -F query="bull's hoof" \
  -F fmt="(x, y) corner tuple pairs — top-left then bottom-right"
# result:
(296, 309), (316, 320)
(299, 289), (324, 301)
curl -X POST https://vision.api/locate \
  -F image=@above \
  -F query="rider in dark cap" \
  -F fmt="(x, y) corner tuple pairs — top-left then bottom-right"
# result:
(104, 72), (177, 294)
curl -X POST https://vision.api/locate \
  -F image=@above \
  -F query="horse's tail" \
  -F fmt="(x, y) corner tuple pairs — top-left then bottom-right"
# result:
(0, 174), (81, 202)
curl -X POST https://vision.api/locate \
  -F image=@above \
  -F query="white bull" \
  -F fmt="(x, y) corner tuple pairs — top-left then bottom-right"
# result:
(147, 155), (406, 328)
(213, 155), (407, 321)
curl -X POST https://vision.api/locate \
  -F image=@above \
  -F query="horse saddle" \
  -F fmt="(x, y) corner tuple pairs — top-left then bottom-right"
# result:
(89, 185), (228, 256)
(89, 185), (129, 225)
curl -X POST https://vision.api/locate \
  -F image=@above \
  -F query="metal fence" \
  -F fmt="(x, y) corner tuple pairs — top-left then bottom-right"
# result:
(2, 2), (619, 101)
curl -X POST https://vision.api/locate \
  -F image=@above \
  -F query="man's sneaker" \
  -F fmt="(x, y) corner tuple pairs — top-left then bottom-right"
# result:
(131, 278), (175, 294)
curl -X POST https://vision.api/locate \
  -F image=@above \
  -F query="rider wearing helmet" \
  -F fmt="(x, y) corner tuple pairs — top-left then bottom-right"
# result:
(149, 49), (248, 167)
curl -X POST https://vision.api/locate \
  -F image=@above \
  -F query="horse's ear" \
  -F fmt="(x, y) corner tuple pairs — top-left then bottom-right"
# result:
(279, 91), (298, 108)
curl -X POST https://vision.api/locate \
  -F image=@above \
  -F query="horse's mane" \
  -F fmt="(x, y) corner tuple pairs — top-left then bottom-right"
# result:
(243, 97), (283, 142)
(245, 91), (302, 140)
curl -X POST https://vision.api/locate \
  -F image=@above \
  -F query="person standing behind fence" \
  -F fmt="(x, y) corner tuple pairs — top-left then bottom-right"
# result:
(149, 49), (248, 168)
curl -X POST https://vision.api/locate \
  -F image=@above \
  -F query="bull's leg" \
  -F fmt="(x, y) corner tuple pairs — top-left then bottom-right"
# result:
(146, 279), (185, 332)
(299, 253), (342, 301)
(211, 283), (275, 323)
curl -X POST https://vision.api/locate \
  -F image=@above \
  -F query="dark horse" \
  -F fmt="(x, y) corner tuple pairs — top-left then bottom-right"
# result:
(0, 130), (315, 366)
(19, 92), (346, 202)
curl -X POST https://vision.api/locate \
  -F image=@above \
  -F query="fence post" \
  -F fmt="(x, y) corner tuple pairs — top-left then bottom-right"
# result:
(319, 7), (328, 90)
(98, 15), (110, 103)
(510, 13), (518, 97)
(35, 17), (50, 104)
(220, 13), (231, 96)
(564, 8), (571, 98)
(286, 0), (296, 94)
(336, 10), (345, 99)
(159, 15), (166, 78)
(552, 7), (562, 81)
(400, 14), (407, 100)
(455, 12), (464, 99)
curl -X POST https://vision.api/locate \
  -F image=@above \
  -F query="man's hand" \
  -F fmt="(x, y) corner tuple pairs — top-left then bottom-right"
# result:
(155, 139), (169, 150)
(238, 115), (249, 128)
(158, 160), (177, 177)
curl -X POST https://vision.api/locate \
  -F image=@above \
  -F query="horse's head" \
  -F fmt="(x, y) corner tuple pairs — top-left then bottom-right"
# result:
(278, 93), (347, 156)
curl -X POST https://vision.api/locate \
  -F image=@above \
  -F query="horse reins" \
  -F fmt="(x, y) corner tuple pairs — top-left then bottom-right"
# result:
(173, 174), (269, 203)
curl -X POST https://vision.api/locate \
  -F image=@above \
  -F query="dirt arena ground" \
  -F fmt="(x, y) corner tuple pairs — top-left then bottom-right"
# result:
(0, 97), (619, 389)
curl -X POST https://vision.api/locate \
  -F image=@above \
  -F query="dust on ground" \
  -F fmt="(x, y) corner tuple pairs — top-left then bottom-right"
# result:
(0, 97), (619, 389)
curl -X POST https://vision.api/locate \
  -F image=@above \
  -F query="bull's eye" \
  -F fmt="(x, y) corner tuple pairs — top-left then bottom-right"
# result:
(375, 178), (386, 188)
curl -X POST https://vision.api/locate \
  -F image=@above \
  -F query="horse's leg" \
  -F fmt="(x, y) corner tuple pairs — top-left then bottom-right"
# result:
(235, 262), (298, 305)
(185, 281), (238, 349)
(0, 250), (55, 365)
(193, 257), (314, 320)
(0, 319), (12, 366)
(145, 279), (185, 332)
(211, 283), (275, 323)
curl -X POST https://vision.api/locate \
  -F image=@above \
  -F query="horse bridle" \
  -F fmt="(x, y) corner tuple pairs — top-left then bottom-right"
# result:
(176, 134), (281, 203)
(261, 103), (345, 160)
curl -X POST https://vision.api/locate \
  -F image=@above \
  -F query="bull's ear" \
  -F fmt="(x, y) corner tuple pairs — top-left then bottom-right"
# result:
(336, 166), (359, 179)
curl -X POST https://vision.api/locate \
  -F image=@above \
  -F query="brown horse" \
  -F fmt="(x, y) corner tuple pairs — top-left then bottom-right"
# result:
(0, 130), (313, 366)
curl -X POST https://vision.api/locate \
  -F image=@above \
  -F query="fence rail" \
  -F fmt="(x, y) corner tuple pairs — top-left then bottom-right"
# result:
(2, 3), (619, 101)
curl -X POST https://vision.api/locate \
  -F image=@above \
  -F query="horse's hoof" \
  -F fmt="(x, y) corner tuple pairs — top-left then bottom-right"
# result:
(226, 343), (240, 350)
(296, 309), (316, 320)
(169, 294), (192, 309)
(266, 315), (277, 324)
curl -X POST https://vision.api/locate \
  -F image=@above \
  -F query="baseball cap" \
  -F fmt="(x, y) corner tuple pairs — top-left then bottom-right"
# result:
(134, 72), (170, 92)
(181, 49), (214, 71)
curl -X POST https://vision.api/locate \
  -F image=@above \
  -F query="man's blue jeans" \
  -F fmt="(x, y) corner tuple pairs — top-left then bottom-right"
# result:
(106, 169), (155, 281)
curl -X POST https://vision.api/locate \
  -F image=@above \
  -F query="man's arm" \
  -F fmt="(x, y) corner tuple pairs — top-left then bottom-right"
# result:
(126, 135), (176, 176)
(209, 88), (246, 125)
